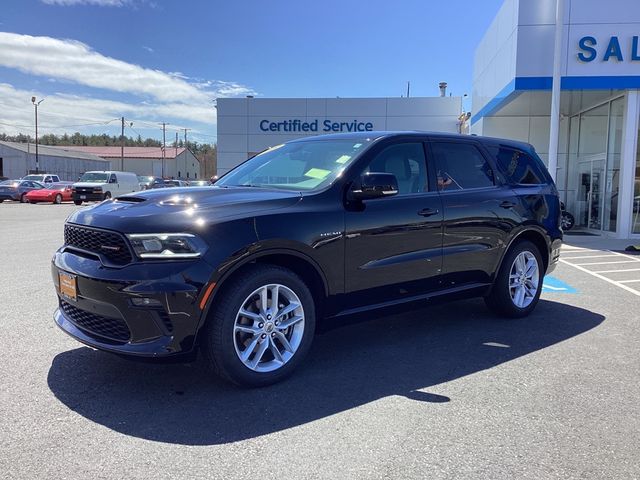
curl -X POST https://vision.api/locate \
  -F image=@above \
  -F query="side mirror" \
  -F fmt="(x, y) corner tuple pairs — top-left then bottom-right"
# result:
(350, 172), (399, 201)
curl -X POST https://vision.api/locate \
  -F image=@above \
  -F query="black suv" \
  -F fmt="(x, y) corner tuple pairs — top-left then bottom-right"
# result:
(52, 132), (562, 387)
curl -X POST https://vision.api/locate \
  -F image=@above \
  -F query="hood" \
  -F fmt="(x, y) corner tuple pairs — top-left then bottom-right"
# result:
(66, 186), (302, 232)
(73, 182), (106, 188)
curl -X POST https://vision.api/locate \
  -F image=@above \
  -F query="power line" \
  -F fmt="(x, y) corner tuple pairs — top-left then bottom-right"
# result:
(0, 119), (120, 129)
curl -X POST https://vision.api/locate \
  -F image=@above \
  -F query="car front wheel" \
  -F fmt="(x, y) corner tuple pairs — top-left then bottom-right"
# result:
(201, 265), (315, 387)
(485, 240), (543, 318)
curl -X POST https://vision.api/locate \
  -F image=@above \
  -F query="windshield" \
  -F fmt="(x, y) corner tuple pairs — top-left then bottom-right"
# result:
(79, 172), (108, 182)
(138, 176), (153, 182)
(216, 139), (370, 191)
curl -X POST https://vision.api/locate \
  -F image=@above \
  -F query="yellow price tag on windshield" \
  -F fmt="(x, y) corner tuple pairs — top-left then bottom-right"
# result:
(335, 155), (351, 164)
(305, 168), (331, 180)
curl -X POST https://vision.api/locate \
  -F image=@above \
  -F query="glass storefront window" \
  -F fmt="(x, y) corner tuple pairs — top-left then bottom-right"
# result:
(604, 98), (624, 232)
(566, 98), (624, 233)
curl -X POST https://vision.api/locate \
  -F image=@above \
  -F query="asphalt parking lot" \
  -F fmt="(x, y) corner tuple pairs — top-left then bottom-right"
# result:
(2, 202), (639, 479)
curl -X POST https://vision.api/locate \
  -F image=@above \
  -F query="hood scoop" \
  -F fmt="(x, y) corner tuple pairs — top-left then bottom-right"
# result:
(115, 196), (147, 203)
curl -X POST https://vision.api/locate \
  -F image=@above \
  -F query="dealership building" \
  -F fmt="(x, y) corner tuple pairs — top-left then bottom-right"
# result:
(216, 96), (464, 175)
(216, 0), (640, 239)
(472, 0), (640, 238)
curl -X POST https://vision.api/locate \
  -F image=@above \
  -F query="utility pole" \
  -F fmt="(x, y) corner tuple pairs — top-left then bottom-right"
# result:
(121, 116), (125, 171)
(160, 122), (168, 178)
(406, 81), (410, 98)
(31, 96), (44, 173)
(182, 128), (190, 149)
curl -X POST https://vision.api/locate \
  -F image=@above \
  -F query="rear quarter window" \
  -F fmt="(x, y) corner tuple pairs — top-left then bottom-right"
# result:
(488, 146), (547, 185)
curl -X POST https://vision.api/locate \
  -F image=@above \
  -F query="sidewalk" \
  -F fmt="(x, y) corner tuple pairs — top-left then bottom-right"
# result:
(562, 233), (637, 252)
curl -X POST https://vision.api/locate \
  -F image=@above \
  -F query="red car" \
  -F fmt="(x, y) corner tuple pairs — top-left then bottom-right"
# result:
(26, 182), (74, 204)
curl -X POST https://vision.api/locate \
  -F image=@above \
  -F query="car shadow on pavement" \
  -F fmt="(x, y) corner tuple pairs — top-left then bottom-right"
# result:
(47, 298), (604, 445)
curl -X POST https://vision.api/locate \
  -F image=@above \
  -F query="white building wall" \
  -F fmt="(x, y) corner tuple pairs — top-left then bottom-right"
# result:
(472, 0), (519, 115)
(473, 0), (640, 120)
(110, 151), (199, 179)
(0, 145), (110, 181)
(217, 96), (462, 176)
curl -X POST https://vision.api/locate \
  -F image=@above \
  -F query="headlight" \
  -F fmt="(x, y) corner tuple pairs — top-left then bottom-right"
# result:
(126, 233), (207, 259)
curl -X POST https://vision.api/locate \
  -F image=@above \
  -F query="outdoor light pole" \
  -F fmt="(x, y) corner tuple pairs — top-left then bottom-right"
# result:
(31, 96), (44, 174)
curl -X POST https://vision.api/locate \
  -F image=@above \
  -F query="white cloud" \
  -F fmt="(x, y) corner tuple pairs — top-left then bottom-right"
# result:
(0, 33), (257, 140)
(0, 32), (255, 104)
(142, 45), (155, 54)
(0, 83), (216, 136)
(41, 0), (132, 6)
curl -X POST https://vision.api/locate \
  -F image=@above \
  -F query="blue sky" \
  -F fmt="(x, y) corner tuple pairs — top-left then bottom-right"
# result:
(0, 0), (503, 144)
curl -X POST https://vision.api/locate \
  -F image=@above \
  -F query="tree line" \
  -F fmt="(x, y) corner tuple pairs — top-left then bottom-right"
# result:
(0, 132), (217, 176)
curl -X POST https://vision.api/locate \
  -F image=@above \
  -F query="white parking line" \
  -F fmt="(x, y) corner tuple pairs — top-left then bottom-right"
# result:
(559, 259), (640, 297)
(592, 268), (640, 274)
(572, 260), (639, 266)
(562, 254), (620, 259)
(560, 249), (640, 297)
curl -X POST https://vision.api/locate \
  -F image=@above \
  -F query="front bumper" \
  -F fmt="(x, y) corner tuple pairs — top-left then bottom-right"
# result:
(52, 248), (213, 357)
(0, 192), (19, 201)
(73, 192), (103, 202)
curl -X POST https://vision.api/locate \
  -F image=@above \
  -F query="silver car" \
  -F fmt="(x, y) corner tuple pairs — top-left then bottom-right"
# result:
(0, 180), (45, 203)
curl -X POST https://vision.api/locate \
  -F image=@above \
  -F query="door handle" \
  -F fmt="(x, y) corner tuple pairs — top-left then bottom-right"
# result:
(418, 208), (439, 217)
(500, 201), (516, 209)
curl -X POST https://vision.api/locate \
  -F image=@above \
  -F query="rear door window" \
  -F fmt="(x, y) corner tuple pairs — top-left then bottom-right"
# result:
(430, 142), (495, 191)
(487, 146), (547, 185)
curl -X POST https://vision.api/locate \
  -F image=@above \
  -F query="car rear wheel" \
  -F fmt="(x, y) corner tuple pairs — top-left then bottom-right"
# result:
(20, 193), (26, 203)
(54, 194), (62, 204)
(485, 240), (543, 318)
(201, 265), (315, 387)
(561, 211), (575, 231)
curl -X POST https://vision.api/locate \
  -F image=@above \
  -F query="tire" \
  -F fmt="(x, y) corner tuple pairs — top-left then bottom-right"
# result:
(201, 265), (316, 387)
(484, 240), (544, 318)
(74, 200), (83, 205)
(19, 193), (26, 203)
(103, 191), (112, 200)
(561, 211), (575, 231)
(54, 194), (62, 204)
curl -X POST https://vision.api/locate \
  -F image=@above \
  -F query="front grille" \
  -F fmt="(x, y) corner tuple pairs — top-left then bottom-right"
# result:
(64, 224), (132, 265)
(157, 309), (174, 333)
(74, 187), (98, 194)
(60, 300), (131, 343)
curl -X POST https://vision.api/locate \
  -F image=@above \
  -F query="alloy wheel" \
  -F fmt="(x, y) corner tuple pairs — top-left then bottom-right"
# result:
(233, 283), (305, 372)
(508, 251), (539, 308)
